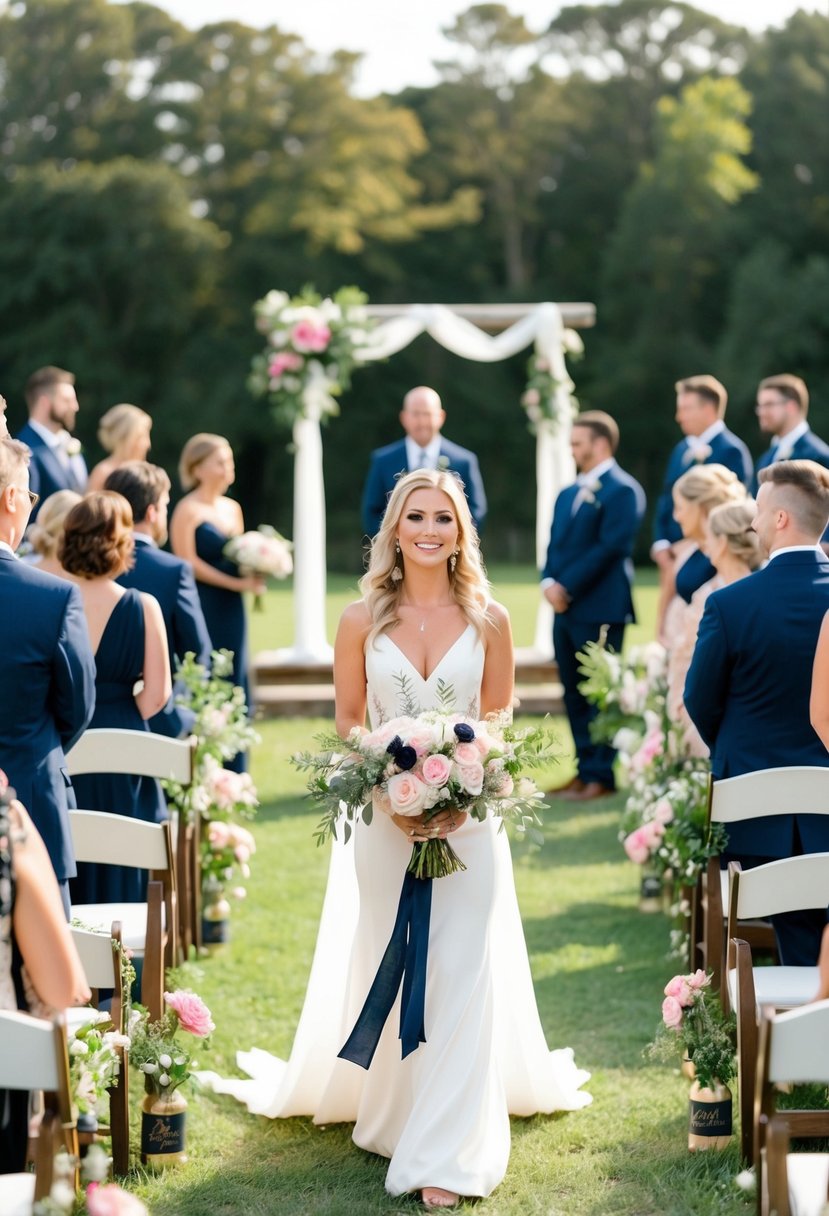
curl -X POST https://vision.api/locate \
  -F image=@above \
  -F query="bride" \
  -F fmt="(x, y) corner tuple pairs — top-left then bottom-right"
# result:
(202, 470), (591, 1207)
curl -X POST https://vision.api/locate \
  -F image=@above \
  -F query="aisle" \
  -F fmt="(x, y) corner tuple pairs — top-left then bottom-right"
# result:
(131, 719), (749, 1216)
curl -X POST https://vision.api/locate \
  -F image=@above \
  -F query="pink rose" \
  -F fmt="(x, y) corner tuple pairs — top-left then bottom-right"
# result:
(404, 727), (437, 757)
(207, 821), (230, 850)
(630, 728), (664, 775)
(164, 990), (215, 1037)
(623, 828), (650, 865)
(474, 730), (499, 758)
(454, 742), (480, 766)
(292, 319), (331, 353)
(641, 819), (665, 849)
(86, 1184), (149, 1216)
(421, 754), (453, 787)
(663, 973), (696, 1008)
(387, 771), (428, 816)
(268, 351), (303, 378)
(653, 799), (674, 825)
(521, 388), (540, 407)
(687, 969), (711, 992)
(662, 995), (684, 1030)
(454, 761), (484, 796)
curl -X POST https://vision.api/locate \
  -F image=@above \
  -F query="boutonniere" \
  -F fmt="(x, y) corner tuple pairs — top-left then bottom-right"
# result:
(583, 479), (603, 506)
(65, 437), (83, 458)
(684, 443), (712, 465)
(437, 454), (450, 471)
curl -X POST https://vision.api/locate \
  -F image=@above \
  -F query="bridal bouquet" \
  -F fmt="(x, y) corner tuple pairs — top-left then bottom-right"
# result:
(295, 711), (552, 879)
(223, 524), (292, 610)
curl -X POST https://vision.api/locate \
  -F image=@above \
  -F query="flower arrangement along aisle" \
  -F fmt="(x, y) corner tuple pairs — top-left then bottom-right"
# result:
(647, 969), (736, 1151)
(68, 1012), (130, 1129)
(200, 818), (256, 947)
(248, 285), (374, 426)
(130, 989), (215, 1167)
(223, 524), (292, 610)
(33, 1144), (148, 1216)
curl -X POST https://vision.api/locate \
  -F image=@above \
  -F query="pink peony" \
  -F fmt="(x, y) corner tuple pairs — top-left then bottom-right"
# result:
(662, 995), (684, 1030)
(623, 827), (650, 865)
(454, 761), (484, 796)
(473, 730), (500, 758)
(268, 351), (303, 378)
(641, 819), (665, 849)
(405, 726), (438, 757)
(421, 753), (453, 787)
(653, 799), (674, 825)
(292, 319), (331, 353)
(86, 1183), (149, 1216)
(207, 821), (230, 850)
(387, 771), (428, 816)
(687, 969), (711, 992)
(164, 990), (215, 1037)
(453, 742), (480, 766)
(629, 728), (664, 775)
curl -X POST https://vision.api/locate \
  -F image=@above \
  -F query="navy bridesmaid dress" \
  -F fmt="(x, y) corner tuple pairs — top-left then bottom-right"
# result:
(194, 520), (252, 772)
(675, 547), (715, 604)
(70, 589), (167, 906)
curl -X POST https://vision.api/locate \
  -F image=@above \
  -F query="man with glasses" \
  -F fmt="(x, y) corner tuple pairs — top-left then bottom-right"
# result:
(752, 374), (829, 495)
(0, 438), (95, 914)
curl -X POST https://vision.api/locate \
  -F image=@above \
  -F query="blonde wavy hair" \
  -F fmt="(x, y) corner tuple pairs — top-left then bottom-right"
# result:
(97, 403), (151, 455)
(178, 433), (228, 491)
(27, 489), (82, 558)
(360, 470), (492, 647)
(707, 499), (762, 570)
(673, 463), (746, 517)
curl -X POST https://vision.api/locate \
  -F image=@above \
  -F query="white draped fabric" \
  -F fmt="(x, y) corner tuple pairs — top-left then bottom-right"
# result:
(282, 302), (580, 662)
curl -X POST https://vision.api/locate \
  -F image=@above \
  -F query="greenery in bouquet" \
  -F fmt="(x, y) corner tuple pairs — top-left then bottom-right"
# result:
(248, 284), (374, 427)
(294, 710), (554, 880)
(129, 989), (214, 1098)
(520, 338), (581, 434)
(68, 1012), (129, 1116)
(201, 819), (256, 901)
(162, 650), (260, 827)
(647, 969), (736, 1090)
(577, 639), (668, 750)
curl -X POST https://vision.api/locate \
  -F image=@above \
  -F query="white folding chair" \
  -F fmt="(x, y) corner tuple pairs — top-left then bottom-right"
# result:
(67, 728), (197, 959)
(69, 809), (176, 1023)
(755, 1001), (829, 1216)
(692, 768), (829, 999)
(69, 923), (129, 1175)
(0, 1011), (77, 1216)
(726, 852), (829, 1163)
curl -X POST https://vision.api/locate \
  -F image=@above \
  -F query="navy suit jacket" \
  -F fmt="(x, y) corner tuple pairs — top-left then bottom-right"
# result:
(653, 427), (753, 546)
(752, 427), (829, 496)
(16, 422), (88, 517)
(361, 437), (487, 539)
(0, 552), (95, 879)
(542, 462), (646, 625)
(118, 537), (211, 736)
(684, 549), (829, 856)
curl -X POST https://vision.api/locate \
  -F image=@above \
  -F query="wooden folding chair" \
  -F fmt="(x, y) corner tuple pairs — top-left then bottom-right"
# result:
(690, 768), (829, 998)
(69, 809), (176, 1023)
(755, 1001), (829, 1216)
(0, 1011), (77, 1216)
(725, 852), (829, 1163)
(67, 728), (197, 961)
(69, 923), (129, 1175)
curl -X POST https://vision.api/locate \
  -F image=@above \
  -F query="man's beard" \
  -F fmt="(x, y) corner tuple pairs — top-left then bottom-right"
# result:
(49, 402), (74, 431)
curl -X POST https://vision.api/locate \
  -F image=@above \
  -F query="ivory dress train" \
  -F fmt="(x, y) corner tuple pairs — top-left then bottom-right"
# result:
(201, 624), (591, 1198)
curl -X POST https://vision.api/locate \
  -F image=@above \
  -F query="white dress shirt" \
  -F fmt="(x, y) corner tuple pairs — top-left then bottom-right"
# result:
(405, 435), (442, 471)
(770, 419), (809, 462)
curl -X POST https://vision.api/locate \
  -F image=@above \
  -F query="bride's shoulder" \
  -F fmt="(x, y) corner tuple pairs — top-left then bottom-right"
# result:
(337, 599), (372, 638)
(484, 598), (511, 632)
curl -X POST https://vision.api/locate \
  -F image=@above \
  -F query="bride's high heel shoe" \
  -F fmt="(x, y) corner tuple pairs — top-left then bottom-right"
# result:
(422, 1187), (460, 1209)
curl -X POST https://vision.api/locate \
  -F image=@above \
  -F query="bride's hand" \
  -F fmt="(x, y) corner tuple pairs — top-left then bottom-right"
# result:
(391, 810), (467, 841)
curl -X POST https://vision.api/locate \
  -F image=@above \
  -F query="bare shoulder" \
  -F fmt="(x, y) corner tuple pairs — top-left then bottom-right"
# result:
(485, 599), (512, 634)
(339, 599), (371, 636)
(171, 494), (198, 523)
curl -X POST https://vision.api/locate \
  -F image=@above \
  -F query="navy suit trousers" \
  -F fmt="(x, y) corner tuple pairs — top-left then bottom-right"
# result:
(554, 616), (624, 788)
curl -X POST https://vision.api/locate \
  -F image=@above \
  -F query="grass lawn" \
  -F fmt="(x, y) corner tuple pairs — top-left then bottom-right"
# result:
(128, 569), (752, 1214)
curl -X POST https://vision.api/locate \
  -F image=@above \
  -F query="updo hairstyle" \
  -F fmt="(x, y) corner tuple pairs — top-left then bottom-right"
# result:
(707, 499), (762, 570)
(59, 491), (134, 579)
(97, 403), (152, 455)
(27, 490), (82, 558)
(673, 463), (746, 516)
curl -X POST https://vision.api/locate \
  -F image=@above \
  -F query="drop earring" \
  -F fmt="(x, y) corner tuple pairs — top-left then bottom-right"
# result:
(449, 550), (459, 574)
(391, 540), (403, 583)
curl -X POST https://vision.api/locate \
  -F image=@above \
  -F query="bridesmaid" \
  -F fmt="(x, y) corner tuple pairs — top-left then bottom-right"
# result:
(60, 492), (171, 904)
(86, 403), (153, 492)
(169, 434), (263, 770)
(25, 488), (81, 576)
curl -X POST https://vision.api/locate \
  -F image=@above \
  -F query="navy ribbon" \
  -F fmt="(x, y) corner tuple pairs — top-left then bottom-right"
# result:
(338, 870), (433, 1069)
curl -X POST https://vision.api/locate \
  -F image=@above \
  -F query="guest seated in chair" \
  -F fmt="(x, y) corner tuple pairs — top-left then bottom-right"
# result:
(24, 489), (81, 577)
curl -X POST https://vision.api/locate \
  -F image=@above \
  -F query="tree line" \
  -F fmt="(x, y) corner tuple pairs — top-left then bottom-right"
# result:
(1, 0), (827, 564)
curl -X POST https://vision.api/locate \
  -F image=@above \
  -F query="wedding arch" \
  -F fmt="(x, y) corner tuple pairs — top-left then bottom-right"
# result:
(263, 298), (595, 663)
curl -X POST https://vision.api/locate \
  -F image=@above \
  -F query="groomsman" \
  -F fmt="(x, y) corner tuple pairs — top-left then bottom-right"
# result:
(106, 461), (211, 737)
(361, 385), (487, 538)
(16, 366), (88, 514)
(684, 460), (829, 966)
(652, 375), (751, 635)
(0, 439), (95, 912)
(541, 412), (646, 801)
(753, 374), (829, 494)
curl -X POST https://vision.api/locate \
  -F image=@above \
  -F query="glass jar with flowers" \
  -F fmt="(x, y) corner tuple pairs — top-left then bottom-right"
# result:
(647, 968), (736, 1150)
(201, 819), (256, 948)
(129, 989), (214, 1167)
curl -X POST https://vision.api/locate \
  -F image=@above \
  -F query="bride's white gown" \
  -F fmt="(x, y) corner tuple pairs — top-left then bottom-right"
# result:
(201, 625), (591, 1197)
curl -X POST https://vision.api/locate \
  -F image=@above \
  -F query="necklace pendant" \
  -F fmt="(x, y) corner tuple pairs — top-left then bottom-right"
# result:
(419, 620), (426, 633)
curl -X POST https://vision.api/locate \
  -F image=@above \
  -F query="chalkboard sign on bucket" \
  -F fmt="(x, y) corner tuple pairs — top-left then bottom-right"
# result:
(141, 1088), (188, 1167)
(688, 1079), (732, 1151)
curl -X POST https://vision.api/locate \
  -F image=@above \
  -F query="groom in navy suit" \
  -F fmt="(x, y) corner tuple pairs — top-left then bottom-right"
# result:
(16, 366), (88, 516)
(752, 374), (829, 496)
(106, 461), (211, 737)
(361, 386), (487, 538)
(541, 412), (646, 801)
(0, 439), (95, 912)
(684, 460), (829, 966)
(652, 375), (751, 636)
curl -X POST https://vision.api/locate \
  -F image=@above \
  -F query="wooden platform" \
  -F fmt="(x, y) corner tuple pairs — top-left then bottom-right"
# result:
(252, 648), (563, 718)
